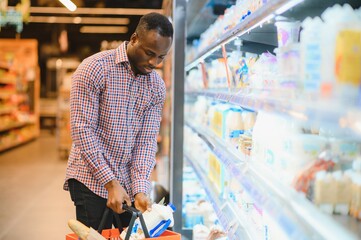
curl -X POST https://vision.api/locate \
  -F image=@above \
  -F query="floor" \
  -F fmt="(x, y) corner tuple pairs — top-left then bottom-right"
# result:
(0, 131), (171, 240)
(0, 131), (75, 240)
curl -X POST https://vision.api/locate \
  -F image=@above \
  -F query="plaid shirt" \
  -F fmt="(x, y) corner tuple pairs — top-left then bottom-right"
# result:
(63, 42), (165, 200)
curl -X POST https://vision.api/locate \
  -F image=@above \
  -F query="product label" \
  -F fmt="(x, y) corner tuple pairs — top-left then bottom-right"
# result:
(335, 30), (361, 86)
(304, 41), (322, 91)
(212, 110), (223, 138)
(208, 153), (222, 193)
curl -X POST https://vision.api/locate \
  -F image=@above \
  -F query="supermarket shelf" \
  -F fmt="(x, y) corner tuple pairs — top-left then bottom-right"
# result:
(0, 122), (29, 132)
(185, 121), (359, 240)
(0, 79), (16, 85)
(186, 90), (361, 139)
(184, 153), (251, 240)
(0, 62), (10, 70)
(40, 98), (57, 117)
(185, 0), (361, 71)
(0, 106), (16, 115)
(0, 39), (40, 153)
(0, 91), (16, 99)
(185, 0), (301, 71)
(0, 134), (36, 152)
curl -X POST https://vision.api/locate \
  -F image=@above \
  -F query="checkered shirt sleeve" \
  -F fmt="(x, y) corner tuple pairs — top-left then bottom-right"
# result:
(70, 58), (116, 187)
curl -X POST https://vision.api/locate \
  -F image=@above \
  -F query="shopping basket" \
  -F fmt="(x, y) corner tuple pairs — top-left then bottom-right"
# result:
(66, 204), (181, 240)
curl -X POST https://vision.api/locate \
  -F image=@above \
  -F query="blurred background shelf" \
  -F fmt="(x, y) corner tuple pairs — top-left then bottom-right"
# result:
(0, 39), (40, 152)
(0, 122), (28, 132)
(0, 133), (36, 152)
(0, 106), (16, 115)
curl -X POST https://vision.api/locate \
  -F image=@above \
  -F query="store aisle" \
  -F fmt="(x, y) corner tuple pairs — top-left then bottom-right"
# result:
(0, 131), (75, 240)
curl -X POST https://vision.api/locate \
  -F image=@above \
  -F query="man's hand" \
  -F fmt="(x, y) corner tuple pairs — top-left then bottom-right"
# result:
(207, 229), (227, 240)
(104, 179), (131, 214)
(134, 192), (151, 213)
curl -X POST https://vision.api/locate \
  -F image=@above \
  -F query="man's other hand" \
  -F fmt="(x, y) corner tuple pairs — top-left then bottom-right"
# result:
(105, 179), (131, 214)
(134, 192), (151, 213)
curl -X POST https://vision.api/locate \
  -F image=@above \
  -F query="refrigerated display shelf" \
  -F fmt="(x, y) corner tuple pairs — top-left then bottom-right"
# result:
(185, 121), (359, 240)
(186, 90), (361, 139)
(184, 154), (251, 240)
(185, 0), (360, 71)
(185, 0), (299, 71)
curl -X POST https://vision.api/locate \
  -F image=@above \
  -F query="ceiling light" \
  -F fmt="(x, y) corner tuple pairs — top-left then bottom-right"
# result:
(48, 16), (56, 23)
(73, 17), (82, 24)
(29, 16), (129, 25)
(80, 26), (128, 34)
(30, 7), (163, 15)
(59, 0), (77, 12)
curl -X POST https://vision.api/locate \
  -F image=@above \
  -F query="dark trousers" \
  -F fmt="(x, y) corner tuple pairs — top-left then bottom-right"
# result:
(68, 178), (132, 231)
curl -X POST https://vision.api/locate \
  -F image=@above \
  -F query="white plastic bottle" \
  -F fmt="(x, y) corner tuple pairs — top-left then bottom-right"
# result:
(350, 158), (361, 220)
(300, 16), (323, 98)
(225, 107), (244, 147)
(333, 171), (352, 215)
(251, 111), (266, 164)
(320, 4), (361, 101)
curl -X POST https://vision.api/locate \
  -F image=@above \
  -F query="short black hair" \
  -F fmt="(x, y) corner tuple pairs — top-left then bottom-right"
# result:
(135, 12), (173, 38)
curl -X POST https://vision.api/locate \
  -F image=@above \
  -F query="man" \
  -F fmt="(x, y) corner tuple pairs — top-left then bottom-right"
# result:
(63, 12), (173, 230)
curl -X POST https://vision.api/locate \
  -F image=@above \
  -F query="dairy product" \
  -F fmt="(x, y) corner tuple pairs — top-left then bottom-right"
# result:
(275, 17), (301, 47)
(225, 107), (244, 147)
(121, 203), (176, 239)
(300, 16), (323, 96)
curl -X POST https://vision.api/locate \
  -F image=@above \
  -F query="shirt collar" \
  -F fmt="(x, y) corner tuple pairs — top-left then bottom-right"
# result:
(115, 41), (153, 78)
(115, 41), (129, 64)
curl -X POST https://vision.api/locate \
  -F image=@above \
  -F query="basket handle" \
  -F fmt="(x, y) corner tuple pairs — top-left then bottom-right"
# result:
(122, 204), (150, 239)
(98, 207), (123, 234)
(97, 205), (150, 240)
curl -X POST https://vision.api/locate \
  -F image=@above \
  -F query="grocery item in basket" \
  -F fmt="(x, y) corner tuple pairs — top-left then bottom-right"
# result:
(120, 203), (176, 239)
(68, 219), (105, 240)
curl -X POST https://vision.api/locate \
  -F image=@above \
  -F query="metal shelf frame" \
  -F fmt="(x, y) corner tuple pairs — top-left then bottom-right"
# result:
(170, 0), (188, 238)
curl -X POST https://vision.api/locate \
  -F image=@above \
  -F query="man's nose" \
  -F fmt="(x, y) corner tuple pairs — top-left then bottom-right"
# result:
(148, 57), (157, 67)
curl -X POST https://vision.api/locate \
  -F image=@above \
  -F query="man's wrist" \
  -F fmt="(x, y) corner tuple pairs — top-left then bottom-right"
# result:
(134, 192), (145, 197)
(132, 179), (151, 197)
(104, 179), (118, 190)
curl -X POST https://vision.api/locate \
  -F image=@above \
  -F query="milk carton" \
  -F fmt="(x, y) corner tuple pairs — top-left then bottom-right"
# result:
(120, 203), (176, 239)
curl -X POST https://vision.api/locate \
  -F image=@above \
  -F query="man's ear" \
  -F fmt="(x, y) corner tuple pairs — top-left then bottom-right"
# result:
(130, 32), (138, 45)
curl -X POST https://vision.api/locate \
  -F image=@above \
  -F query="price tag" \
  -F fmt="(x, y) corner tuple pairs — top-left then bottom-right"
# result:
(221, 44), (232, 91)
(199, 61), (208, 89)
